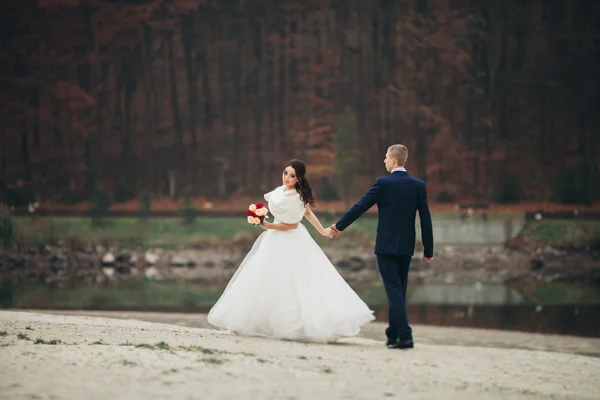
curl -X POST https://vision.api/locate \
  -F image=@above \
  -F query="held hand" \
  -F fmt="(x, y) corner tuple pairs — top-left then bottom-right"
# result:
(260, 221), (271, 230)
(422, 257), (433, 264)
(321, 228), (335, 238)
(329, 224), (340, 237)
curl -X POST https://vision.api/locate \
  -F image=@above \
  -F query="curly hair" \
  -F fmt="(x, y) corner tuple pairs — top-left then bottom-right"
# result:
(285, 159), (316, 208)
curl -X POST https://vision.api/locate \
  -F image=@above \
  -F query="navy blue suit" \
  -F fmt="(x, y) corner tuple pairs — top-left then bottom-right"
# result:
(335, 170), (434, 342)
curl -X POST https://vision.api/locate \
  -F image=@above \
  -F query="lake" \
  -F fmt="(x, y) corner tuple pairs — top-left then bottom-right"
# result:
(372, 283), (600, 338)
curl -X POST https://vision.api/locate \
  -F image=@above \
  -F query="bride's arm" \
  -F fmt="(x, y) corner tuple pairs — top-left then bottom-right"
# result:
(304, 207), (327, 236)
(260, 221), (298, 231)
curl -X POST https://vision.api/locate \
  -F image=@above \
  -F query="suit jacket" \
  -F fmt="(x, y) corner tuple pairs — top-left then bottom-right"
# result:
(335, 171), (434, 257)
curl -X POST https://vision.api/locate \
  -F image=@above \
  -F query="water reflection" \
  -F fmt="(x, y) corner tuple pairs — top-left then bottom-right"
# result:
(409, 283), (524, 305)
(373, 284), (600, 338)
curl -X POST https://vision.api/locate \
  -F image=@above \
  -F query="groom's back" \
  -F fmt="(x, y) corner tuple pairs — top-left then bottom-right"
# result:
(375, 172), (427, 255)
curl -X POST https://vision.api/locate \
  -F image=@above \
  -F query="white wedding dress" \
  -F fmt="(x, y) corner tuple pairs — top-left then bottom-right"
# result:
(208, 185), (374, 343)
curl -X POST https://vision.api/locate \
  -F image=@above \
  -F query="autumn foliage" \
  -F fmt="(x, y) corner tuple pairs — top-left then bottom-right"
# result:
(0, 0), (598, 207)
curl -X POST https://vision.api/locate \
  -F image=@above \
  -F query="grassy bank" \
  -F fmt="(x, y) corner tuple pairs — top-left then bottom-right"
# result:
(11, 216), (379, 248)
(11, 215), (599, 250)
(513, 220), (600, 250)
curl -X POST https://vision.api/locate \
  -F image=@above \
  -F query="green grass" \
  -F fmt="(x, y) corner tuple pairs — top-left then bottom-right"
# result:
(120, 342), (172, 351)
(13, 216), (377, 248)
(125, 342), (223, 355)
(34, 338), (62, 345)
(134, 343), (154, 350)
(12, 213), (522, 248)
(155, 341), (171, 350)
(185, 346), (218, 355)
(199, 357), (227, 365)
(13, 216), (261, 248)
(10, 214), (431, 249)
(516, 220), (600, 249)
(13, 214), (598, 253)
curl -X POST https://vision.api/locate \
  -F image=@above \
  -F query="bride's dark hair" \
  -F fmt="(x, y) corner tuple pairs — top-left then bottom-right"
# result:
(285, 159), (316, 208)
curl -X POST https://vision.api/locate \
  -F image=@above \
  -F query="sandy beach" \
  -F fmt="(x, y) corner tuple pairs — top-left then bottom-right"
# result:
(1, 310), (599, 399)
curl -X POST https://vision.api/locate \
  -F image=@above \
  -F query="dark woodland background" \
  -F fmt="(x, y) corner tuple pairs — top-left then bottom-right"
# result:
(1, 0), (599, 207)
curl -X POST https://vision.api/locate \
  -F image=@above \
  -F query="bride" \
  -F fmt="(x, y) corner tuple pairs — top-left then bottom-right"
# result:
(208, 159), (374, 343)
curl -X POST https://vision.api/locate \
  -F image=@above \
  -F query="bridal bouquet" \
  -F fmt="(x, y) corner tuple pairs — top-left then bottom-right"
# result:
(246, 203), (269, 226)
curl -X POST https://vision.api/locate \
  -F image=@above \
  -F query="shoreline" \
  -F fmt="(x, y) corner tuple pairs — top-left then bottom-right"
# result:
(3, 302), (600, 339)
(1, 310), (599, 399)
(3, 241), (599, 285)
(20, 309), (600, 357)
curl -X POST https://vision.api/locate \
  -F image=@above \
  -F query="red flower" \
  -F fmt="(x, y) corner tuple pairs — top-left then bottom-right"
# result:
(245, 202), (268, 225)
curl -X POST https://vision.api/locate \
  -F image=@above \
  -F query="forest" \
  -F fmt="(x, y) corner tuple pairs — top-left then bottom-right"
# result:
(1, 0), (598, 206)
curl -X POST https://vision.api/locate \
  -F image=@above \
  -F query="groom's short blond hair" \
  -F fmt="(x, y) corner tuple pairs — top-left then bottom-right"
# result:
(387, 144), (408, 167)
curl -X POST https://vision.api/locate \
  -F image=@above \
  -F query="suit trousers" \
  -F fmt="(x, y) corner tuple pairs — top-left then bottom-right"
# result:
(376, 254), (413, 341)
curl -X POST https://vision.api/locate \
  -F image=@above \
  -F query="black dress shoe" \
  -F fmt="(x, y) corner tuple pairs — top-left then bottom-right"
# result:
(385, 338), (397, 347)
(387, 338), (414, 349)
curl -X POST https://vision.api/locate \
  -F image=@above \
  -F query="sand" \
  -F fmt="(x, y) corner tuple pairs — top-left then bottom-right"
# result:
(1, 310), (599, 399)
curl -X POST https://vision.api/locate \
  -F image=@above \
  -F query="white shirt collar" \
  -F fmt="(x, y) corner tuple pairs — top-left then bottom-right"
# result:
(391, 167), (407, 173)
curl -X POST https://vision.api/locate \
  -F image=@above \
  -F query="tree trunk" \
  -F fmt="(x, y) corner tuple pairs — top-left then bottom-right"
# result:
(29, 88), (40, 147)
(253, 13), (265, 187)
(82, 6), (97, 191)
(20, 120), (30, 179)
(233, 54), (242, 167)
(199, 47), (212, 134)
(239, 43), (249, 185)
(198, 31), (214, 187)
(181, 18), (198, 150)
(356, 11), (367, 173)
(141, 23), (157, 190)
(121, 50), (134, 180)
(413, 0), (429, 181)
(267, 24), (276, 155)
(0, 128), (6, 182)
(279, 21), (291, 154)
(483, 1), (506, 199)
(299, 17), (309, 162)
(167, 33), (185, 172)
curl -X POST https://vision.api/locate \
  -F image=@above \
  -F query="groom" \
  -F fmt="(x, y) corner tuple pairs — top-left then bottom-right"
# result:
(329, 144), (434, 349)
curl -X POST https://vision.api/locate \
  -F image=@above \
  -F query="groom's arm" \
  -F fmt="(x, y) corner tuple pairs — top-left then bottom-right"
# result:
(335, 179), (380, 232)
(417, 182), (434, 258)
